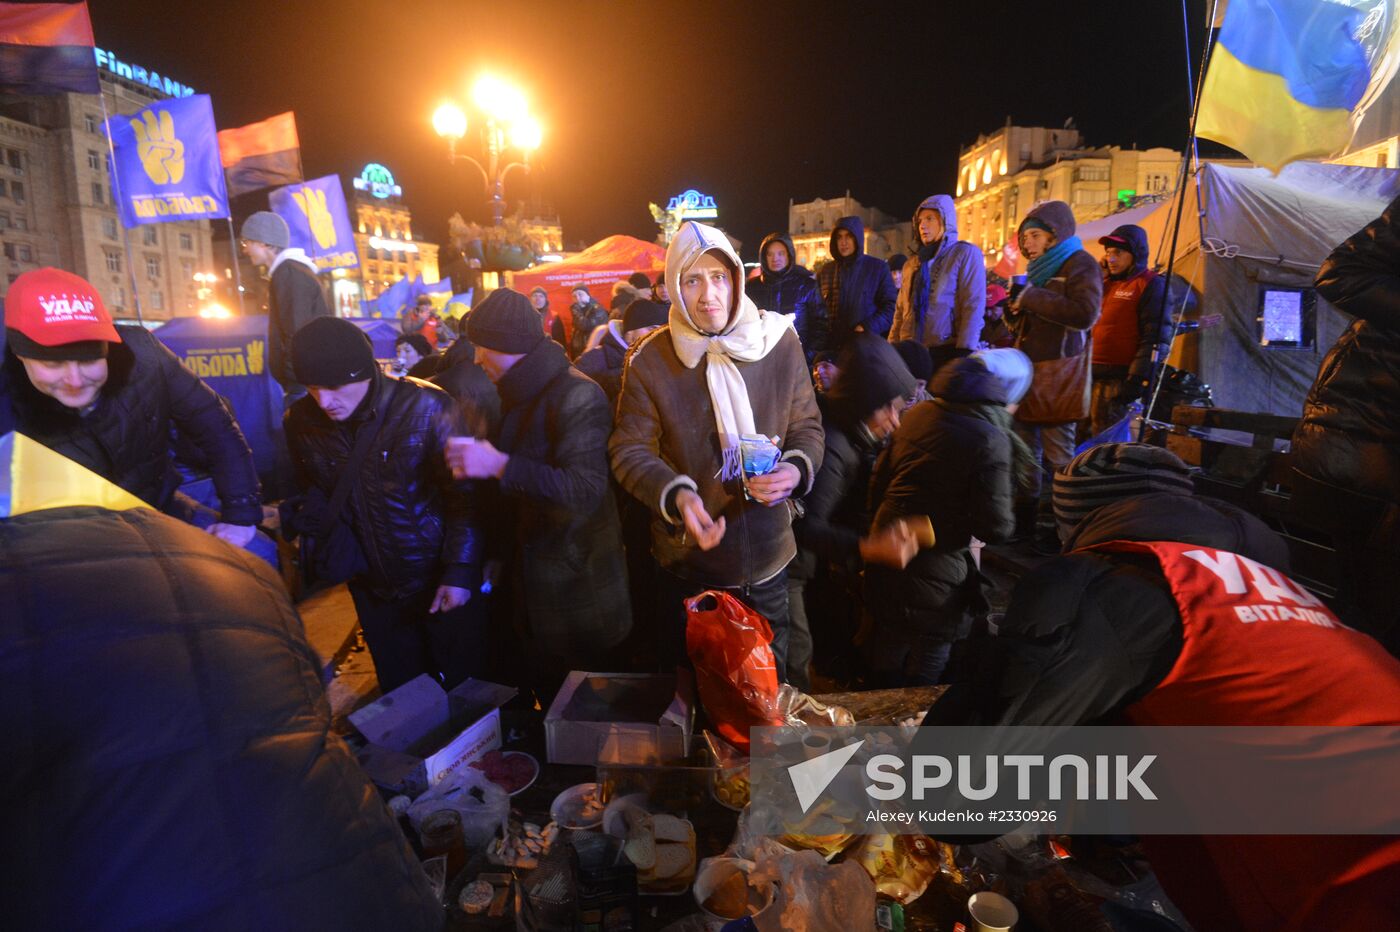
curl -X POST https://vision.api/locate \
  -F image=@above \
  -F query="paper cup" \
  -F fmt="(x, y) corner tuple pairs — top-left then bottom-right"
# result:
(968, 891), (1019, 932)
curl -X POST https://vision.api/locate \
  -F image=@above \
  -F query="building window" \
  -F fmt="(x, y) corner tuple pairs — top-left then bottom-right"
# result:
(1074, 166), (1109, 182)
(105, 250), (122, 273)
(87, 149), (102, 171)
(5, 149), (19, 170)
(142, 226), (158, 246)
(92, 182), (104, 205)
(13, 215), (26, 231)
(0, 211), (8, 231)
(102, 216), (118, 239)
(179, 232), (193, 251)
(2, 243), (13, 259)
(180, 259), (194, 281)
(6, 272), (18, 286)
(17, 244), (32, 262)
(0, 178), (7, 197)
(85, 113), (100, 134)
(12, 179), (26, 203)
(151, 290), (164, 310)
(145, 256), (160, 278)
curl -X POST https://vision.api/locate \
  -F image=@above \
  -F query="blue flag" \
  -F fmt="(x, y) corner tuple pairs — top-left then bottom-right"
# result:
(268, 174), (360, 273)
(106, 94), (229, 227)
(374, 275), (414, 319)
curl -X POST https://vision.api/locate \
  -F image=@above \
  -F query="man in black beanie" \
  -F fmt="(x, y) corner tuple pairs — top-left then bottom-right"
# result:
(577, 297), (669, 410)
(282, 316), (485, 692)
(444, 289), (631, 704)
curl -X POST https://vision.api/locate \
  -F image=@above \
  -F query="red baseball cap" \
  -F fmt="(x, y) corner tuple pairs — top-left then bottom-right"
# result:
(5, 267), (121, 360)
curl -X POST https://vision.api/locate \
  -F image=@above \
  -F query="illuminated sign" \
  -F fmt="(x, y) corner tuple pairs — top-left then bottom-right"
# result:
(666, 188), (718, 220)
(353, 163), (402, 199)
(93, 49), (195, 97)
(367, 235), (419, 254)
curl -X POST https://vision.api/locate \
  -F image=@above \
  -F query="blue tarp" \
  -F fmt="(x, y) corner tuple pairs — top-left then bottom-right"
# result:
(155, 316), (284, 485)
(344, 318), (400, 360)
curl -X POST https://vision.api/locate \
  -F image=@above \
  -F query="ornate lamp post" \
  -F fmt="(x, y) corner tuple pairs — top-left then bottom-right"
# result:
(433, 76), (542, 228)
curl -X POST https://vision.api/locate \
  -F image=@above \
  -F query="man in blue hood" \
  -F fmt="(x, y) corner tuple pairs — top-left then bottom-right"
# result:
(815, 215), (897, 351)
(890, 195), (987, 374)
(747, 232), (828, 360)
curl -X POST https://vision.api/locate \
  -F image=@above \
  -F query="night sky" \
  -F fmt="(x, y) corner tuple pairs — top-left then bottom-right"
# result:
(92, 0), (1211, 257)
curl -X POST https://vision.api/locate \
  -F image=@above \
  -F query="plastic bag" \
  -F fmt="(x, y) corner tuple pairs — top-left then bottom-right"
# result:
(848, 832), (939, 904)
(686, 591), (783, 753)
(405, 767), (509, 851)
(754, 849), (875, 932)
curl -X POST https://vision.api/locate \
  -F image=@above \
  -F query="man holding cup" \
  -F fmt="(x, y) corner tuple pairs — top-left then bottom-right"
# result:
(610, 220), (825, 677)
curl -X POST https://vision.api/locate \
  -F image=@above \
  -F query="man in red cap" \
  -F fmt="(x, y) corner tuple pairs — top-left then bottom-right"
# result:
(2, 267), (264, 549)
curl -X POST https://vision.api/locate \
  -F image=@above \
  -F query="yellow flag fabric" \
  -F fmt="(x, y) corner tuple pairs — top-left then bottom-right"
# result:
(0, 431), (148, 517)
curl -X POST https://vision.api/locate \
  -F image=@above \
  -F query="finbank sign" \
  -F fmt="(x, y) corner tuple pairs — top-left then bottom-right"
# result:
(93, 49), (196, 98)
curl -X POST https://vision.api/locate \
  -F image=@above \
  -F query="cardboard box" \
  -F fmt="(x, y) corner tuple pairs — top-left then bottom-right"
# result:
(349, 675), (517, 796)
(544, 671), (692, 766)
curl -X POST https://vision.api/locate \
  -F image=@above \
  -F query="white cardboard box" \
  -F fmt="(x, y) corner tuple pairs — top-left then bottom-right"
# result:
(544, 671), (692, 766)
(350, 675), (517, 796)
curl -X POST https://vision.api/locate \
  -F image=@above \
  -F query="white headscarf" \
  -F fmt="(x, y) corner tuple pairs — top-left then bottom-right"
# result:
(666, 222), (793, 480)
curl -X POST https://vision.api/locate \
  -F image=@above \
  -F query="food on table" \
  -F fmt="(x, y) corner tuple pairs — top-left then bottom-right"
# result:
(551, 783), (605, 828)
(703, 870), (769, 919)
(486, 815), (561, 870)
(712, 766), (750, 809)
(469, 749), (537, 795)
(458, 880), (494, 914)
(614, 804), (696, 893)
(851, 832), (939, 904)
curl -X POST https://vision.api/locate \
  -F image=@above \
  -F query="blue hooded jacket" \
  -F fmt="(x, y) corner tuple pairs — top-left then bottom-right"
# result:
(816, 215), (897, 349)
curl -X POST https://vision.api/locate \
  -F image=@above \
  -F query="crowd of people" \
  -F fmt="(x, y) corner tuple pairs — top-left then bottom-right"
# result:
(5, 189), (1400, 929)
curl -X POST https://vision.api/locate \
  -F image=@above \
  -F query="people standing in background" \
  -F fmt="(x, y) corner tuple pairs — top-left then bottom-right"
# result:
(568, 284), (609, 360)
(816, 215), (897, 350)
(889, 194), (986, 374)
(240, 211), (331, 402)
(530, 286), (568, 347)
(746, 232), (828, 360)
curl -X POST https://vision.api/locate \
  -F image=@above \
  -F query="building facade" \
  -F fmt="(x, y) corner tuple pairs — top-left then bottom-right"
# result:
(954, 122), (1179, 262)
(787, 192), (910, 270)
(334, 163), (440, 313)
(0, 60), (217, 321)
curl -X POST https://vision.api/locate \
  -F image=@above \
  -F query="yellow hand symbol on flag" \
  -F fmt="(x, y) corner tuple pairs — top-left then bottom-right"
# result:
(130, 109), (185, 185)
(291, 186), (338, 249)
(247, 339), (265, 375)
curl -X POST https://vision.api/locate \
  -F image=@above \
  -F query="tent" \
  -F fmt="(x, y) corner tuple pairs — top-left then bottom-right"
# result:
(155, 316), (284, 485)
(344, 318), (401, 360)
(509, 234), (666, 342)
(1076, 162), (1400, 416)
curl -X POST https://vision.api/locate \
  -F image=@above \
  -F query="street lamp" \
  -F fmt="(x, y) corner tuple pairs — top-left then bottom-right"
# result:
(434, 76), (542, 227)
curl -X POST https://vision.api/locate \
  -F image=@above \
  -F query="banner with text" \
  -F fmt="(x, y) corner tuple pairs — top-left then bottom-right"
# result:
(106, 94), (229, 227)
(268, 174), (359, 273)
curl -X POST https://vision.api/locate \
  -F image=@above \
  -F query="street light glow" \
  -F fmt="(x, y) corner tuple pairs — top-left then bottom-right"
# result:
(198, 303), (232, 319)
(433, 102), (467, 140)
(473, 75), (527, 123)
(510, 117), (543, 152)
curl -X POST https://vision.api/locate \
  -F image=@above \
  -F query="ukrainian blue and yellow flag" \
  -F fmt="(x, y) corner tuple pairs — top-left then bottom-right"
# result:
(0, 432), (147, 518)
(1197, 0), (1371, 171)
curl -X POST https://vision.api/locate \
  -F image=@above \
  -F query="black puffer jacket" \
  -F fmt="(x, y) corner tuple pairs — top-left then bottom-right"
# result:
(1, 325), (263, 524)
(0, 504), (441, 931)
(285, 371), (480, 597)
(494, 339), (631, 651)
(1292, 193), (1400, 503)
(747, 233), (829, 358)
(816, 215), (898, 350)
(865, 359), (1015, 636)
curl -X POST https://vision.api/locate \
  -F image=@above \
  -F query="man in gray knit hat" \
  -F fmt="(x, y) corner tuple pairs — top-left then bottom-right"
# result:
(241, 210), (331, 400)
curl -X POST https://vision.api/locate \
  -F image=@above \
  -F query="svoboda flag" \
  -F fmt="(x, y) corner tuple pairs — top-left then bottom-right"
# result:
(106, 93), (230, 226)
(0, 432), (146, 517)
(268, 174), (359, 272)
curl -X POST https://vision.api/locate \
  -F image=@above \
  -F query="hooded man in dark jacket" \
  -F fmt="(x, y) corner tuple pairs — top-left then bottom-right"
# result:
(446, 289), (631, 703)
(864, 348), (1032, 685)
(790, 334), (922, 689)
(816, 215), (898, 350)
(240, 211), (331, 400)
(1291, 194), (1400, 651)
(926, 442), (1400, 932)
(0, 457), (442, 932)
(2, 267), (265, 553)
(576, 298), (668, 410)
(1090, 223), (1175, 436)
(568, 284), (609, 360)
(1004, 200), (1102, 553)
(283, 317), (484, 692)
(531, 286), (568, 347)
(747, 232), (828, 359)
(889, 194), (987, 373)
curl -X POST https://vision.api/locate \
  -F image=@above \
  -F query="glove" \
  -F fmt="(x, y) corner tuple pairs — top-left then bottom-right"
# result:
(1119, 377), (1147, 404)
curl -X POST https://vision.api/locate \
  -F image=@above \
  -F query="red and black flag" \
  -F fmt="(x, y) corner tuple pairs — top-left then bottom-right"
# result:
(0, 1), (98, 95)
(218, 111), (302, 198)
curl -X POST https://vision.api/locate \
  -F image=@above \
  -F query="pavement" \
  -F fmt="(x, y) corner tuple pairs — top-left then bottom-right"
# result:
(295, 583), (379, 732)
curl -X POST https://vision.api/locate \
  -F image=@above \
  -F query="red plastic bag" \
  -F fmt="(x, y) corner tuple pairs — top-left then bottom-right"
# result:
(685, 590), (783, 752)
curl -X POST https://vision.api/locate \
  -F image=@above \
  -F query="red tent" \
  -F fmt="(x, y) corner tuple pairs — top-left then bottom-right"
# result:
(509, 235), (665, 342)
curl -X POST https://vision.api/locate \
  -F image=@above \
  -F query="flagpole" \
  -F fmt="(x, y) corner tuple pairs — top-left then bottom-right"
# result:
(225, 216), (246, 314)
(97, 87), (144, 325)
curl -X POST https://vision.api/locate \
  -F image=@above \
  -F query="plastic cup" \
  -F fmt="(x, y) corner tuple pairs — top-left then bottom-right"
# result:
(968, 891), (1019, 931)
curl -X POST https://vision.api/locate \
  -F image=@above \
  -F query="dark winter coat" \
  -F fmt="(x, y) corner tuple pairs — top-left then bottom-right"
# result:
(889, 195), (986, 352)
(865, 360), (1015, 637)
(494, 339), (631, 651)
(816, 215), (898, 349)
(430, 335), (502, 439)
(0, 504), (441, 931)
(575, 319), (629, 411)
(1292, 193), (1400, 503)
(569, 297), (609, 359)
(1007, 202), (1102, 423)
(1, 325), (263, 525)
(267, 250), (332, 391)
(284, 371), (480, 598)
(747, 232), (829, 357)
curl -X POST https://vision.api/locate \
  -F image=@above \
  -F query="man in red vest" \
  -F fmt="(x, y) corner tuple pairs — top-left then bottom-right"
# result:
(1089, 225), (1175, 436)
(928, 442), (1400, 930)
